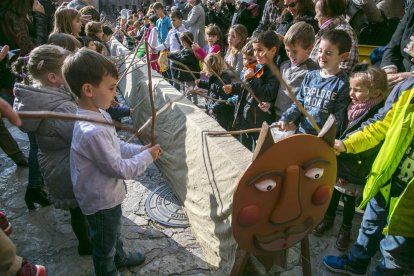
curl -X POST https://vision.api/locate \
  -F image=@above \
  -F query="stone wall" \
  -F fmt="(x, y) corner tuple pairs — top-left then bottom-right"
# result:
(111, 39), (252, 274)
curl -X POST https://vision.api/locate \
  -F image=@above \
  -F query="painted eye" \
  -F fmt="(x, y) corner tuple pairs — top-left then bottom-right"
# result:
(305, 168), (324, 180)
(254, 179), (277, 192)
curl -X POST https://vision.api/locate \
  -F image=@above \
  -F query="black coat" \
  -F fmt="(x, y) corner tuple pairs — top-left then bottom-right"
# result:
(381, 1), (414, 72)
(232, 62), (279, 129)
(199, 71), (234, 129)
(169, 49), (200, 82)
(337, 102), (384, 185)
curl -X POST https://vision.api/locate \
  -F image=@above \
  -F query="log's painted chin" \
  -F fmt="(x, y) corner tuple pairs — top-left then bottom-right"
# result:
(254, 217), (313, 252)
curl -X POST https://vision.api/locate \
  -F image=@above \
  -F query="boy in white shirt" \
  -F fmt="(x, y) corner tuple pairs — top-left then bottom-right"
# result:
(63, 48), (161, 276)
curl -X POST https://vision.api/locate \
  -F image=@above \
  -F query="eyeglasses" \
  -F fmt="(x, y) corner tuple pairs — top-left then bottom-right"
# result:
(284, 1), (297, 8)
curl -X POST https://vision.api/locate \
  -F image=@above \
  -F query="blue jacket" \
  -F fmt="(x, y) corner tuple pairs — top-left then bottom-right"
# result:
(280, 69), (350, 136)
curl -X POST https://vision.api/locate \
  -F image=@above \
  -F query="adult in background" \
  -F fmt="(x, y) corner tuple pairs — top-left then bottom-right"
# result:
(231, 0), (261, 36)
(0, 0), (51, 210)
(205, 0), (235, 36)
(380, 1), (414, 86)
(252, 0), (284, 36)
(276, 0), (318, 37)
(310, 0), (358, 73)
(183, 0), (206, 46)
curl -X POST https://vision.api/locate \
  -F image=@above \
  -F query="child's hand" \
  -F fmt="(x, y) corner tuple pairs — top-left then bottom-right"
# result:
(223, 84), (232, 94)
(244, 68), (255, 79)
(279, 121), (296, 132)
(192, 43), (200, 51)
(147, 144), (162, 161)
(334, 139), (346, 155)
(258, 102), (270, 112)
(111, 99), (120, 107)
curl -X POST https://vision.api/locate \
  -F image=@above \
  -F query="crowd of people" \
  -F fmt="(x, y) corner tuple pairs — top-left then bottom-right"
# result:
(0, 0), (414, 275)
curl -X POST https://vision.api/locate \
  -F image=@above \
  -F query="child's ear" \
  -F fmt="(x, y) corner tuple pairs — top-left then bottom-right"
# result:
(339, 51), (350, 62)
(370, 89), (381, 98)
(47, 72), (57, 84)
(81, 83), (94, 98)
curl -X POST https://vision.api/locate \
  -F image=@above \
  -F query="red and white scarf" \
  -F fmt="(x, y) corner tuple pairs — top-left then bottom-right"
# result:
(347, 96), (383, 124)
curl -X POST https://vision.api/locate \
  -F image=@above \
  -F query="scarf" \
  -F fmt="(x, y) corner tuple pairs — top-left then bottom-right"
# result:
(347, 96), (383, 124)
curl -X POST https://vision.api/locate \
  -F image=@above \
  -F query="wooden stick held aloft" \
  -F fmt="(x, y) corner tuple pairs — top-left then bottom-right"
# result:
(17, 111), (137, 133)
(144, 40), (157, 146)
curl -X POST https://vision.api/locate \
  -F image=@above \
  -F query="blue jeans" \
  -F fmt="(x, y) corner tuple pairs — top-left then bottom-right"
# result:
(86, 204), (127, 276)
(348, 197), (414, 275)
(27, 133), (43, 189)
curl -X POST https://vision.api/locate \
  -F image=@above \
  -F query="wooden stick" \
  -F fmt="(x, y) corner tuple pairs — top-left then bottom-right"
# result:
(116, 38), (145, 86)
(17, 111), (137, 133)
(264, 56), (321, 133)
(144, 40), (156, 146)
(206, 123), (280, 136)
(169, 59), (200, 81)
(170, 65), (200, 75)
(127, 95), (184, 143)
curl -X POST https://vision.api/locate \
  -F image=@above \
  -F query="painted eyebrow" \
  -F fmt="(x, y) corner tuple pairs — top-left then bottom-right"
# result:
(247, 171), (284, 186)
(302, 159), (331, 170)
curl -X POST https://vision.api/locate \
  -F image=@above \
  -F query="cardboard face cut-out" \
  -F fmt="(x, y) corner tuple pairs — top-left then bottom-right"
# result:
(232, 131), (336, 255)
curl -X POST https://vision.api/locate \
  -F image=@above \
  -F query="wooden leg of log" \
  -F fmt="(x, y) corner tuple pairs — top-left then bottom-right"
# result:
(300, 235), (311, 276)
(231, 247), (250, 276)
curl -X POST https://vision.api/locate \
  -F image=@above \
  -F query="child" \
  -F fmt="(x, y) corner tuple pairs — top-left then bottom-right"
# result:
(192, 24), (223, 60)
(323, 77), (414, 276)
(48, 32), (82, 52)
(148, 15), (160, 72)
(274, 22), (319, 121)
(63, 49), (161, 275)
(168, 32), (201, 102)
(155, 10), (187, 54)
(197, 53), (233, 129)
(83, 36), (97, 51)
(94, 41), (108, 56)
(313, 66), (388, 251)
(153, 2), (172, 45)
(13, 45), (92, 254)
(156, 10), (187, 81)
(279, 29), (351, 136)
(225, 24), (248, 74)
(51, 7), (83, 43)
(85, 21), (104, 42)
(227, 41), (257, 119)
(223, 30), (280, 150)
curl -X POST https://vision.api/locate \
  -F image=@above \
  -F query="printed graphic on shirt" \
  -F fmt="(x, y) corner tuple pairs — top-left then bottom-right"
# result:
(303, 86), (337, 114)
(396, 142), (414, 182)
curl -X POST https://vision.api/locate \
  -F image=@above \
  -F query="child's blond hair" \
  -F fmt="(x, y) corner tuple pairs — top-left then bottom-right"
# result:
(203, 53), (226, 76)
(228, 24), (248, 52)
(241, 40), (254, 57)
(351, 65), (389, 99)
(283, 22), (315, 50)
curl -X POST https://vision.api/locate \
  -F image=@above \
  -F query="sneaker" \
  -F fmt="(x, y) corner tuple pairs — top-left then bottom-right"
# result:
(115, 251), (146, 269)
(312, 217), (334, 237)
(17, 260), (46, 276)
(323, 255), (366, 276)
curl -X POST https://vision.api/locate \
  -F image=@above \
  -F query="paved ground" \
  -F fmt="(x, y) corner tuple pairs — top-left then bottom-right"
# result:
(1, 118), (381, 276)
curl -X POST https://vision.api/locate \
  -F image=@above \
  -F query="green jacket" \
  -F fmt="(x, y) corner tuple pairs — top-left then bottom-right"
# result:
(343, 77), (414, 238)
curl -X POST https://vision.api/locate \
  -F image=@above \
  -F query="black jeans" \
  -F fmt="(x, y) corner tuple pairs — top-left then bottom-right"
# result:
(325, 189), (356, 227)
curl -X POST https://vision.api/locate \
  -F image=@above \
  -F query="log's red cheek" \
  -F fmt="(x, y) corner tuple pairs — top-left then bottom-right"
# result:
(312, 184), (331, 206)
(238, 205), (260, 227)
